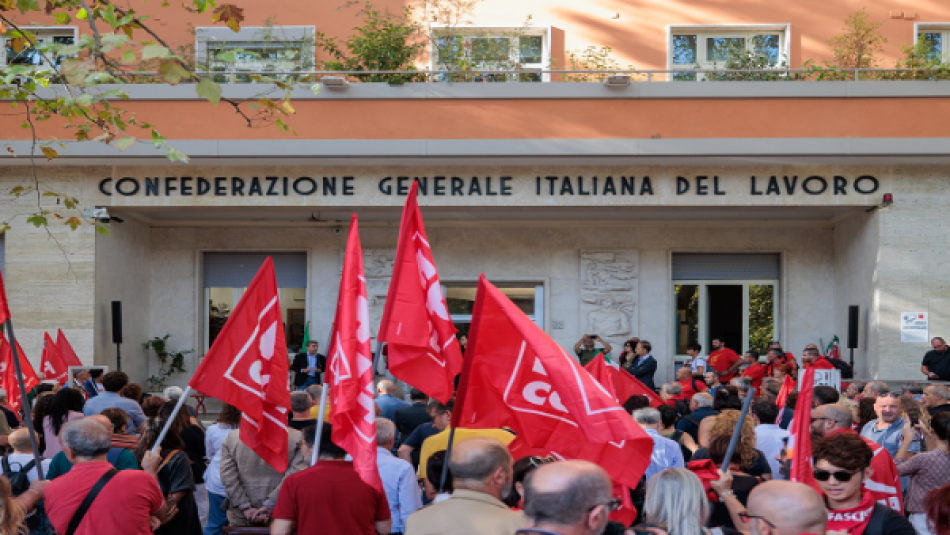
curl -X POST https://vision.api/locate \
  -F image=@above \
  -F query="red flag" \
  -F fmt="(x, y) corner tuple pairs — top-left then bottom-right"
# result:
(378, 182), (463, 403)
(0, 334), (37, 414)
(326, 214), (383, 491)
(0, 269), (11, 325)
(40, 333), (69, 385)
(54, 329), (82, 367)
(586, 357), (663, 409)
(190, 257), (291, 472)
(788, 368), (819, 492)
(775, 374), (796, 409)
(454, 275), (653, 489)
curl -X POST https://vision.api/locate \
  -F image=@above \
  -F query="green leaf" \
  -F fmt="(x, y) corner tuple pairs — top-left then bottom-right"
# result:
(121, 49), (137, 63)
(96, 226), (110, 236)
(76, 7), (88, 19)
(0, 224), (11, 235)
(26, 215), (48, 228)
(65, 217), (82, 231)
(141, 44), (170, 60)
(195, 78), (222, 105)
(101, 34), (128, 48)
(16, 0), (39, 13)
(54, 12), (72, 24)
(158, 59), (191, 85)
(40, 146), (58, 161)
(114, 137), (136, 151)
(214, 51), (236, 63)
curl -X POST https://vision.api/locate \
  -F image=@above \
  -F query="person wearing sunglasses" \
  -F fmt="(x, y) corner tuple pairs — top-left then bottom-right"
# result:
(812, 433), (915, 535)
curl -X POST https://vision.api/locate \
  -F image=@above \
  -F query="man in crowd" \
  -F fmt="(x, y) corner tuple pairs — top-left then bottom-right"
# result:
(6, 428), (50, 481)
(376, 380), (410, 422)
(44, 419), (170, 534)
(744, 481), (828, 535)
(272, 425), (391, 535)
(82, 371), (147, 434)
(164, 386), (199, 421)
(751, 399), (788, 480)
(398, 399), (450, 470)
(708, 337), (741, 382)
(739, 350), (766, 391)
(573, 334), (612, 367)
(289, 391), (317, 431)
(810, 403), (903, 512)
(731, 377), (754, 399)
(632, 408), (684, 481)
(659, 382), (687, 412)
(291, 340), (325, 391)
(900, 383), (924, 402)
(812, 433), (915, 534)
(684, 343), (707, 378)
(768, 341), (799, 371)
(803, 348), (835, 370)
(861, 393), (919, 459)
(675, 367), (706, 400)
(704, 370), (722, 397)
(675, 392), (717, 442)
(863, 381), (890, 399)
(921, 336), (950, 381)
(306, 384), (329, 421)
(922, 384), (950, 417)
(764, 348), (795, 378)
(375, 418), (422, 534)
(46, 414), (140, 478)
(521, 461), (614, 535)
(813, 386), (840, 408)
(845, 380), (867, 400)
(0, 388), (18, 429)
(395, 388), (432, 444)
(628, 340), (657, 391)
(220, 422), (308, 526)
(83, 368), (103, 399)
(417, 403), (516, 483)
(406, 437), (525, 535)
(71, 369), (89, 395)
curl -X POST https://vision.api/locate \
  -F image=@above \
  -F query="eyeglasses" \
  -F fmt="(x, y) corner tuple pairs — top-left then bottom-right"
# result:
(587, 498), (621, 513)
(738, 512), (776, 528)
(877, 392), (900, 399)
(528, 456), (557, 468)
(813, 469), (859, 482)
(810, 417), (832, 423)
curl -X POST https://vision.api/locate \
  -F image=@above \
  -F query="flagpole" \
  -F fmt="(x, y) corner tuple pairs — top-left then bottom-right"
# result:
(439, 427), (456, 492)
(5, 320), (45, 479)
(151, 385), (192, 455)
(312, 382), (329, 466)
(720, 387), (754, 475)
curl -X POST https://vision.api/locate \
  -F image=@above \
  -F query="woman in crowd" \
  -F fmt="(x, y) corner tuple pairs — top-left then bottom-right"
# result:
(101, 407), (139, 450)
(697, 389), (741, 448)
(160, 403), (206, 486)
(31, 392), (55, 454)
(142, 396), (165, 419)
(638, 467), (740, 535)
(924, 483), (950, 535)
(771, 364), (793, 381)
(857, 397), (878, 430)
(204, 404), (241, 535)
(896, 412), (950, 535)
(705, 436), (763, 529)
(657, 404), (697, 463)
(135, 417), (202, 535)
(121, 382), (145, 405)
(424, 451), (452, 504)
(621, 338), (639, 370)
(693, 410), (770, 478)
(41, 388), (84, 458)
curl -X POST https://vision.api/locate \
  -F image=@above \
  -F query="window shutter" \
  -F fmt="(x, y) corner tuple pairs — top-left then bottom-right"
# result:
(671, 253), (779, 280)
(203, 253), (307, 288)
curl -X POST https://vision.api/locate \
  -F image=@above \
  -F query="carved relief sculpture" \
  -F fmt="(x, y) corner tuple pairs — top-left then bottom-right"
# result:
(580, 250), (638, 347)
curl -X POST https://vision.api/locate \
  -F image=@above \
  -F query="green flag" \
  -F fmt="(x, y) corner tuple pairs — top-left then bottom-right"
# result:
(302, 321), (310, 347)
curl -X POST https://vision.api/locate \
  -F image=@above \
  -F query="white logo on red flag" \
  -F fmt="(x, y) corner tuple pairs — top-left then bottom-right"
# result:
(224, 296), (279, 398)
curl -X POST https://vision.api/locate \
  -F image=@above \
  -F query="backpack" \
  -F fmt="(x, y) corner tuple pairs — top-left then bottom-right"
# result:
(2, 454), (35, 497)
(673, 399), (691, 418)
(825, 356), (854, 379)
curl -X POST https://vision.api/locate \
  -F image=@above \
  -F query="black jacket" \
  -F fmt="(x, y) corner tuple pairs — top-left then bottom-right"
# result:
(291, 352), (326, 387)
(627, 355), (657, 391)
(394, 402), (432, 442)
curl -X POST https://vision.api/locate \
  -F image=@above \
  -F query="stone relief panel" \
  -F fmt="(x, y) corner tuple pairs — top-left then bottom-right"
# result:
(580, 250), (638, 348)
(363, 249), (395, 338)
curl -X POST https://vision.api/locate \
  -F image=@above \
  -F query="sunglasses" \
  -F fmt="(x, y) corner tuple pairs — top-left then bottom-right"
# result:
(738, 512), (776, 528)
(813, 469), (859, 482)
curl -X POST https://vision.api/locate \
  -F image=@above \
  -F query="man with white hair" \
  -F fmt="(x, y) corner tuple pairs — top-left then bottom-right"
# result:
(632, 408), (684, 481)
(6, 428), (51, 481)
(922, 384), (950, 417)
(375, 380), (410, 422)
(164, 385), (198, 420)
(375, 418), (422, 533)
(675, 392), (718, 442)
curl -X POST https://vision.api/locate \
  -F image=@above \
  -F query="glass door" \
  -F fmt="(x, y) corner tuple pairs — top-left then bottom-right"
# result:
(674, 280), (778, 359)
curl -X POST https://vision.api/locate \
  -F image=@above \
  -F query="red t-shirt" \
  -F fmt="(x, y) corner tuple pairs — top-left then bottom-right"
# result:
(709, 348), (741, 381)
(741, 363), (766, 390)
(45, 461), (163, 535)
(807, 357), (836, 370)
(678, 378), (707, 400)
(273, 460), (390, 535)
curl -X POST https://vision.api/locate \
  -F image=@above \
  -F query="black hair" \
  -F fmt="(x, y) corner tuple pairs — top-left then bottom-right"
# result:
(49, 387), (86, 435)
(410, 388), (428, 401)
(426, 450), (453, 493)
(813, 386), (840, 407)
(303, 424), (346, 458)
(751, 398), (779, 425)
(656, 404), (679, 429)
(932, 412), (950, 442)
(622, 395), (650, 414)
(713, 386), (741, 411)
(687, 343), (702, 352)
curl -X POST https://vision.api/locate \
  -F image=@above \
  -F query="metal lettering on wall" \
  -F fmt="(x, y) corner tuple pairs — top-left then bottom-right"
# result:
(580, 250), (638, 352)
(97, 174), (880, 197)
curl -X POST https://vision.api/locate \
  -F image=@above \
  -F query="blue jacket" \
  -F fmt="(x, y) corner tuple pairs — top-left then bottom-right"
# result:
(626, 355), (657, 391)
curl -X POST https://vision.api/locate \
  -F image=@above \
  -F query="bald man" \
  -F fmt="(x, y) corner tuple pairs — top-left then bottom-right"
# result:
(522, 460), (613, 535)
(45, 415), (140, 479)
(405, 437), (525, 535)
(746, 480), (827, 535)
(376, 379), (410, 422)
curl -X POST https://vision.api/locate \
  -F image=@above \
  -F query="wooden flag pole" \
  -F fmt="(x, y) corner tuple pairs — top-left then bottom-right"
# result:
(312, 382), (330, 466)
(151, 385), (192, 455)
(5, 320), (45, 479)
(720, 387), (755, 475)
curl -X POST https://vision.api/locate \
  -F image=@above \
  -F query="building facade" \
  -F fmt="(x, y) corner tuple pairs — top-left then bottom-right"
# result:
(2, 0), (949, 387)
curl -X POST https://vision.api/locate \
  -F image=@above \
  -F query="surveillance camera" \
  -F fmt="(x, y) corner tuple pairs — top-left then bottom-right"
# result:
(334, 227), (342, 235)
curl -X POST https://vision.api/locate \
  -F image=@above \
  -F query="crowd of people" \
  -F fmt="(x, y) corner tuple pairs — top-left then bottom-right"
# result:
(0, 335), (945, 535)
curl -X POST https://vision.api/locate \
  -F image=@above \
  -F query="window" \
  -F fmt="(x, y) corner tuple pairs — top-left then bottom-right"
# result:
(668, 25), (788, 80)
(1, 27), (76, 67)
(203, 253), (308, 353)
(915, 24), (950, 62)
(195, 26), (314, 83)
(672, 254), (780, 357)
(430, 27), (550, 82)
(443, 283), (544, 339)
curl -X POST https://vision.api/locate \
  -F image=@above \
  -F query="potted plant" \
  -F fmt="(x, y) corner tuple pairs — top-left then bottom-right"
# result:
(144, 334), (193, 392)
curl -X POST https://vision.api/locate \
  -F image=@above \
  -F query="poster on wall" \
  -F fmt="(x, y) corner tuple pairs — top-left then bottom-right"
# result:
(901, 312), (929, 343)
(813, 369), (842, 392)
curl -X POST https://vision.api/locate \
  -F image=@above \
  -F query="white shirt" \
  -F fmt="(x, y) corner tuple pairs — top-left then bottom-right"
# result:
(376, 447), (422, 532)
(4, 452), (51, 482)
(203, 423), (237, 496)
(754, 423), (789, 480)
(688, 355), (708, 374)
(643, 428), (685, 481)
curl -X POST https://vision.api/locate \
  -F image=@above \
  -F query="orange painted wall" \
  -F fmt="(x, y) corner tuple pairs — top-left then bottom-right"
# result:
(4, 98), (949, 141)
